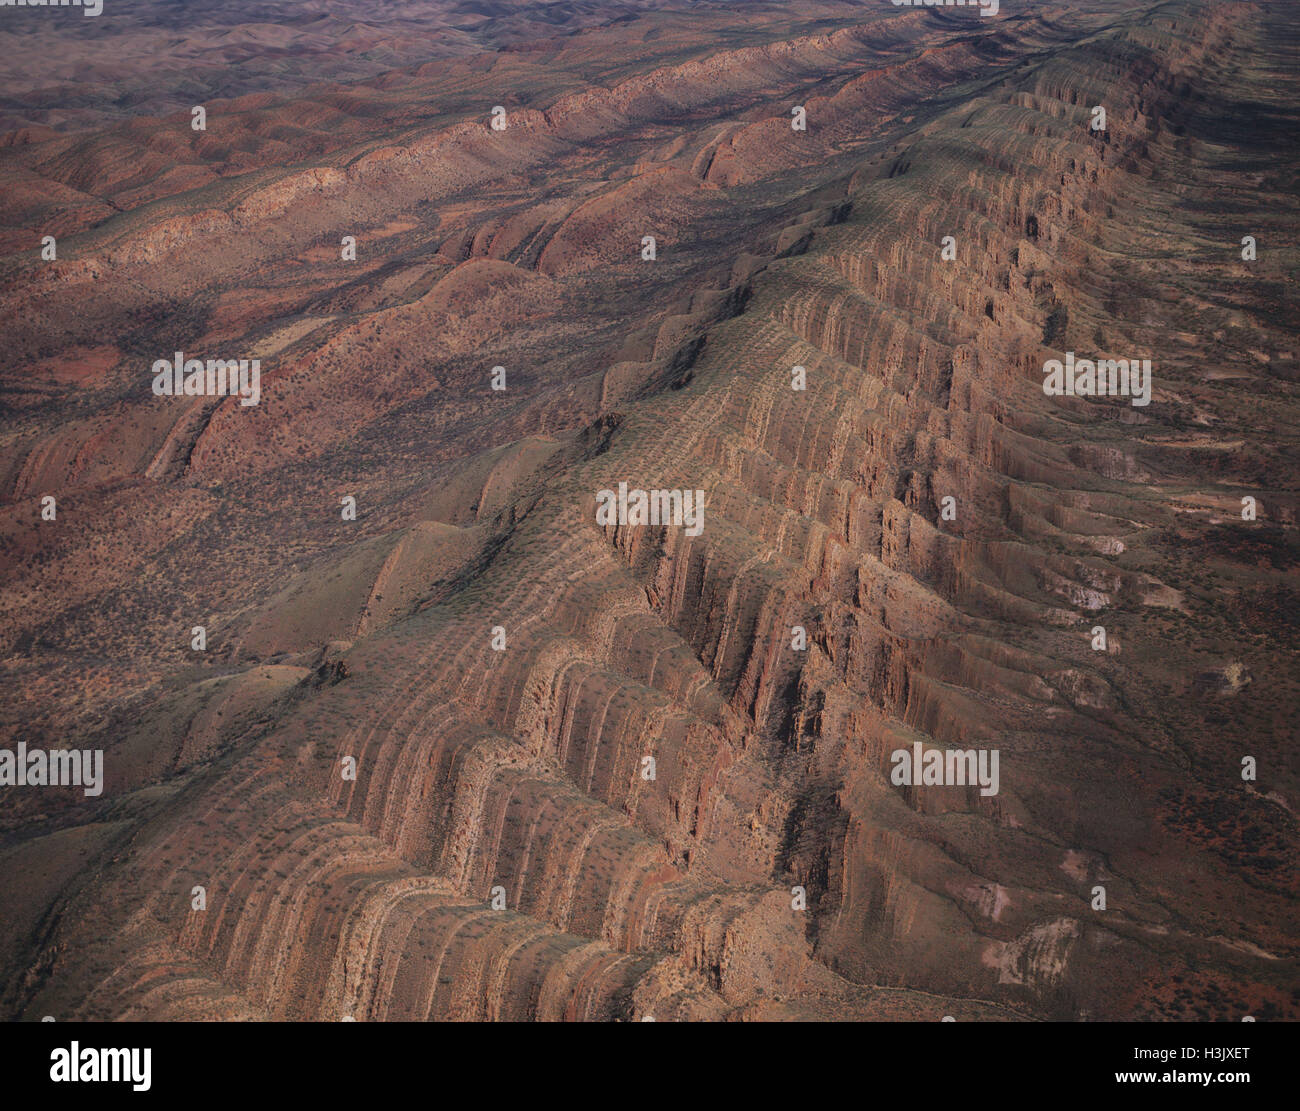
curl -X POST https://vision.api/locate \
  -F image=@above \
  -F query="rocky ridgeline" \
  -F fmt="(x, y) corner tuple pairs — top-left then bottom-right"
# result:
(0, 0), (1296, 1022)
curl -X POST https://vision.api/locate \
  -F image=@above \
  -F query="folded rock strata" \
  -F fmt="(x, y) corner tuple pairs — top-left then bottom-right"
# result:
(0, 0), (1296, 1022)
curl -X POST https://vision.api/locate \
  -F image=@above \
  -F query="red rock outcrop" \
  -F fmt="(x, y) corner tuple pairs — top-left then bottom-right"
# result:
(0, 0), (1295, 1023)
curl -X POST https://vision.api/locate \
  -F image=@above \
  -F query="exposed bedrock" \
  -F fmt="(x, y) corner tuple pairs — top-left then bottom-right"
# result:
(1, 0), (1296, 1022)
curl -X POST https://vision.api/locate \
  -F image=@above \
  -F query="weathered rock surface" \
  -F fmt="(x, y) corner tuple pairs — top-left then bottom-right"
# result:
(0, 0), (1296, 1021)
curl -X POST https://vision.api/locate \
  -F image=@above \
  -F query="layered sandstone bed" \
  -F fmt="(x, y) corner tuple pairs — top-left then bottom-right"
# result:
(0, 0), (1296, 1021)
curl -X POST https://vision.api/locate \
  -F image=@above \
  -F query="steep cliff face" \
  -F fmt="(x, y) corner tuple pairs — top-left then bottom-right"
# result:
(0, 0), (1296, 1022)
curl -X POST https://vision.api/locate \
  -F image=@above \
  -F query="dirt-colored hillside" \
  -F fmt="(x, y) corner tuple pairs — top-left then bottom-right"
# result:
(0, 0), (1296, 1022)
